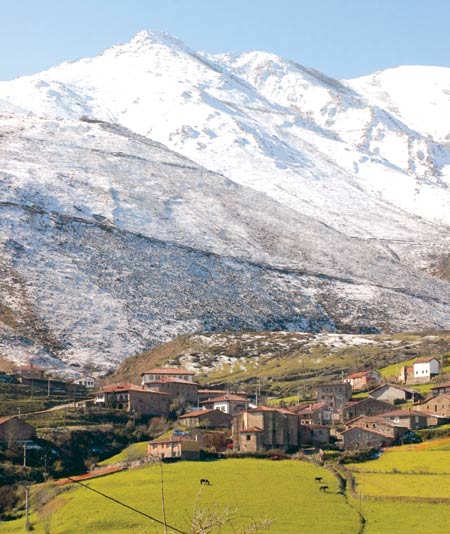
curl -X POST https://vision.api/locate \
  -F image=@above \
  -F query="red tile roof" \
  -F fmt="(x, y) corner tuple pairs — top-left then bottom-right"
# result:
(345, 370), (378, 379)
(241, 426), (263, 433)
(0, 416), (14, 425)
(200, 394), (248, 404)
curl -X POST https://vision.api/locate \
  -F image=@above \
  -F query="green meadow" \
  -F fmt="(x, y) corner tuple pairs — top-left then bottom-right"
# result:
(0, 459), (359, 534)
(345, 438), (450, 533)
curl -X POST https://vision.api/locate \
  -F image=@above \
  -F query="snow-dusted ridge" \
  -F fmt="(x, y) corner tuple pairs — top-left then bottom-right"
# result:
(0, 31), (449, 375)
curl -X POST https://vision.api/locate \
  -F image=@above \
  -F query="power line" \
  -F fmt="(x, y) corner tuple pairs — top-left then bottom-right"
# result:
(66, 476), (188, 534)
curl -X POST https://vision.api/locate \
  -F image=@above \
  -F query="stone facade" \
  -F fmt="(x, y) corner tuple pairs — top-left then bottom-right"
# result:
(344, 397), (394, 421)
(233, 406), (299, 452)
(95, 383), (170, 416)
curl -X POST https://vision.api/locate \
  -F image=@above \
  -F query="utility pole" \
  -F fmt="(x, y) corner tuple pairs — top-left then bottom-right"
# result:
(48, 378), (51, 397)
(24, 485), (31, 532)
(23, 444), (28, 468)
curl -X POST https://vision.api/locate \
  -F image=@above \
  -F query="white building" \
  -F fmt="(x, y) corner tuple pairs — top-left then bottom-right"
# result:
(72, 376), (96, 389)
(413, 358), (439, 380)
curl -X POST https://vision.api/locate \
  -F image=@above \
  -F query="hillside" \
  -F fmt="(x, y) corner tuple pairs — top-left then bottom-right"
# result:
(110, 330), (450, 396)
(0, 31), (449, 374)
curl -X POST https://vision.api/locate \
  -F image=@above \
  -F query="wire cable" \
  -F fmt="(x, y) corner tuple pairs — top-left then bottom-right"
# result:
(66, 476), (188, 534)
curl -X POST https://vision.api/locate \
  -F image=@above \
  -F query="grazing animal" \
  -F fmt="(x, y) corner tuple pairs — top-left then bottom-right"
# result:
(319, 485), (329, 492)
(315, 477), (323, 483)
(200, 478), (211, 485)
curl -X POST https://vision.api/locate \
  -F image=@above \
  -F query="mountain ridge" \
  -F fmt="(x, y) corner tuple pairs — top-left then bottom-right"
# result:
(0, 31), (449, 375)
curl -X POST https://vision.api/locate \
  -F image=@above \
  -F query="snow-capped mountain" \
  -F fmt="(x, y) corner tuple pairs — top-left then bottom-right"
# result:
(0, 31), (449, 374)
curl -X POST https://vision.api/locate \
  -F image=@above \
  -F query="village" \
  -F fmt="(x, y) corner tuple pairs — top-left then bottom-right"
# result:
(2, 354), (450, 465)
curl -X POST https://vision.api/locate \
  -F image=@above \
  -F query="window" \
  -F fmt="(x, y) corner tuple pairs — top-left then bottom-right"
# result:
(246, 435), (251, 441)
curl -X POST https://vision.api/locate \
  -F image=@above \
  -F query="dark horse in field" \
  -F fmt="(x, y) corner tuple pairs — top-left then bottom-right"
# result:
(200, 478), (211, 485)
(319, 485), (329, 492)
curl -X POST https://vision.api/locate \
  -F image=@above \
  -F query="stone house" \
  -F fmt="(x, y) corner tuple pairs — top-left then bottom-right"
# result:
(233, 406), (299, 453)
(344, 370), (382, 391)
(145, 377), (199, 405)
(14, 364), (46, 381)
(377, 409), (429, 430)
(341, 426), (400, 450)
(141, 367), (196, 385)
(94, 382), (170, 416)
(414, 394), (450, 418)
(289, 402), (332, 426)
(178, 408), (233, 429)
(369, 384), (423, 404)
(148, 435), (201, 460)
(200, 394), (249, 415)
(299, 424), (330, 446)
(317, 382), (352, 411)
(0, 416), (36, 446)
(343, 397), (394, 421)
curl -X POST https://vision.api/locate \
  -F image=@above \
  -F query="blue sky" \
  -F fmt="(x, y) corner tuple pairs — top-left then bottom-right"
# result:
(2, 0), (450, 81)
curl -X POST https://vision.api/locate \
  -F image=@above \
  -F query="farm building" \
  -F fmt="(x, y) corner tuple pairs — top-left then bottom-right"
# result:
(344, 370), (381, 391)
(94, 383), (170, 416)
(369, 384), (423, 404)
(343, 397), (394, 421)
(141, 367), (196, 385)
(178, 408), (233, 428)
(412, 358), (440, 382)
(341, 425), (404, 450)
(232, 406), (299, 453)
(148, 435), (201, 460)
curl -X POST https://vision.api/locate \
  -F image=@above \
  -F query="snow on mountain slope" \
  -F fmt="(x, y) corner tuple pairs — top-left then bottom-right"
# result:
(1, 115), (450, 373)
(1, 30), (450, 237)
(346, 66), (450, 143)
(0, 31), (450, 373)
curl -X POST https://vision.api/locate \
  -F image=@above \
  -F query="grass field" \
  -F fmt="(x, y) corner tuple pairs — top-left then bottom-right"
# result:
(361, 501), (450, 534)
(344, 438), (450, 533)
(0, 459), (359, 534)
(98, 441), (149, 466)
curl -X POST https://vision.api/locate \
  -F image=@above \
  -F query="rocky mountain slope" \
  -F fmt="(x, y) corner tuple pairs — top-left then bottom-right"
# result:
(0, 31), (449, 375)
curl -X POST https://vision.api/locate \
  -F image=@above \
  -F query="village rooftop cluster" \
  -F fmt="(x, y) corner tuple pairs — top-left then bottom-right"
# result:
(2, 355), (450, 461)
